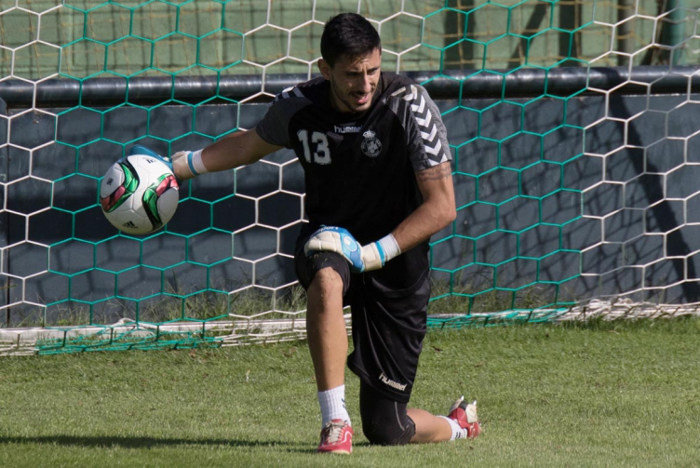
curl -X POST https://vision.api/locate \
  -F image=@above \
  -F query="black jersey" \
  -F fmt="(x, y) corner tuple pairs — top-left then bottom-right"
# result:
(255, 72), (451, 243)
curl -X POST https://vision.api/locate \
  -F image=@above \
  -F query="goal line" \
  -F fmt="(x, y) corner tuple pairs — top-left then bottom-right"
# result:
(2, 301), (697, 356)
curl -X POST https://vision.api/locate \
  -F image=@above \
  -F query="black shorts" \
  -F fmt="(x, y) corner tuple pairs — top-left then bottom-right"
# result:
(295, 229), (430, 403)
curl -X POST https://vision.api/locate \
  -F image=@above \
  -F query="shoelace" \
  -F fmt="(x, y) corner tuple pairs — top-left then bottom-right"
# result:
(322, 421), (346, 444)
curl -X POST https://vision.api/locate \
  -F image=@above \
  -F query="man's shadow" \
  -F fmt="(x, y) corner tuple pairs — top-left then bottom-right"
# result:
(0, 435), (319, 454)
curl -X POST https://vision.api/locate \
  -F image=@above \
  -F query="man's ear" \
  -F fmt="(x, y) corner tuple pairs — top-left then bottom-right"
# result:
(318, 59), (331, 80)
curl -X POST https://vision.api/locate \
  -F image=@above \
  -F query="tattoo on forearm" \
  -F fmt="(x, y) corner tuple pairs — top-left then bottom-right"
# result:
(416, 164), (452, 182)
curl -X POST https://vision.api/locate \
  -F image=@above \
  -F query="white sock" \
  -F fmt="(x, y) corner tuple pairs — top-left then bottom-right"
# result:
(438, 415), (467, 440)
(318, 385), (350, 425)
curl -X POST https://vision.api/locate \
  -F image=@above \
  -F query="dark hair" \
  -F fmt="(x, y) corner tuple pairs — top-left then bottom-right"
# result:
(320, 13), (381, 66)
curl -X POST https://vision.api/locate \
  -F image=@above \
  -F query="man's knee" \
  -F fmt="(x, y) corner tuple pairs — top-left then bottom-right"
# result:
(296, 247), (349, 288)
(361, 412), (415, 445)
(360, 383), (416, 445)
(309, 266), (343, 294)
(307, 266), (343, 303)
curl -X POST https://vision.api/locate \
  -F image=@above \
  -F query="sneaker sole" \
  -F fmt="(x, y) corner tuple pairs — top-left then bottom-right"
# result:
(318, 448), (351, 454)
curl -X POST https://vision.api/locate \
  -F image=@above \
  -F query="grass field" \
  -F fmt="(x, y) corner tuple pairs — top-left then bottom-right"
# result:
(1, 318), (698, 467)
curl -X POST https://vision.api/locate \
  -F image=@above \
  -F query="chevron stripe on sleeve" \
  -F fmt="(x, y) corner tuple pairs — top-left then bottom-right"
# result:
(390, 83), (452, 171)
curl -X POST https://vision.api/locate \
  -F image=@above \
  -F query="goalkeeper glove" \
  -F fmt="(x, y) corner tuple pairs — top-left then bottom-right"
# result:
(303, 226), (401, 273)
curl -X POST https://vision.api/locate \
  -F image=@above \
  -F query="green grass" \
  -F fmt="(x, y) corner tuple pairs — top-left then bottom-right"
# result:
(1, 318), (699, 467)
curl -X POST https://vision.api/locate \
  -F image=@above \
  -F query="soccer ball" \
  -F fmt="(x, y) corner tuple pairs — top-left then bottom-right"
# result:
(99, 153), (179, 235)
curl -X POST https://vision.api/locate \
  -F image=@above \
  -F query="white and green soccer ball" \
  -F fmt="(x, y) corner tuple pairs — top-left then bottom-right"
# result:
(99, 153), (179, 235)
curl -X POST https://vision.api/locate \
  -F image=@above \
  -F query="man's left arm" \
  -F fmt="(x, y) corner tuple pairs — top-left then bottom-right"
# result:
(391, 161), (456, 252)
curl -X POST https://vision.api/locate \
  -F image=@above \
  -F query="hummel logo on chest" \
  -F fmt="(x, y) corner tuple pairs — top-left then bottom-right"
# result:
(334, 125), (362, 134)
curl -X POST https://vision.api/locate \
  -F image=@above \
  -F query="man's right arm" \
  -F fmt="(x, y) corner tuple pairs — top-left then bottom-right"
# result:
(172, 128), (283, 180)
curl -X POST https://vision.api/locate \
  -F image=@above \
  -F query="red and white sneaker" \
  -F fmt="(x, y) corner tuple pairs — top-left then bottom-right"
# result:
(317, 419), (353, 454)
(447, 396), (481, 439)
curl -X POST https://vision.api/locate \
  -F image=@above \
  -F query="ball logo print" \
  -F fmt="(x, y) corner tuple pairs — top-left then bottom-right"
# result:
(100, 154), (179, 235)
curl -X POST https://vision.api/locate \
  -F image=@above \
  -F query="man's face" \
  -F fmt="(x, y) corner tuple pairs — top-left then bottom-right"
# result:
(319, 48), (381, 114)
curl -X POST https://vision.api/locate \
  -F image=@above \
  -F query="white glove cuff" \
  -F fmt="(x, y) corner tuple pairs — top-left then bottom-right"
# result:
(377, 233), (401, 263)
(187, 149), (208, 176)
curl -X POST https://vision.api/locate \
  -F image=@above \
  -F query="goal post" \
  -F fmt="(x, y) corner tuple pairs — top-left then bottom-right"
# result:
(0, 0), (699, 355)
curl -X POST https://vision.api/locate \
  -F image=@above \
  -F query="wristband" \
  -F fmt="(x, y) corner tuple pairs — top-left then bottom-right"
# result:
(187, 149), (208, 176)
(376, 233), (401, 263)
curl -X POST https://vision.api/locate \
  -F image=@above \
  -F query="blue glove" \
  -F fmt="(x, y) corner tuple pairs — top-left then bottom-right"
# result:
(304, 226), (400, 273)
(128, 145), (173, 170)
(304, 226), (365, 271)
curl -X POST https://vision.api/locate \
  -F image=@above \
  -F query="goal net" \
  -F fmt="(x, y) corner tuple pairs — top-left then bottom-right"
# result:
(0, 0), (698, 355)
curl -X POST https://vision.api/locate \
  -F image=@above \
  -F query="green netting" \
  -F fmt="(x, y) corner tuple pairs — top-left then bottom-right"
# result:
(0, 0), (698, 354)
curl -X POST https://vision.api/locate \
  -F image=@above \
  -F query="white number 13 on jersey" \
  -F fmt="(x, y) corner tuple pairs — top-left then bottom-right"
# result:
(297, 130), (331, 165)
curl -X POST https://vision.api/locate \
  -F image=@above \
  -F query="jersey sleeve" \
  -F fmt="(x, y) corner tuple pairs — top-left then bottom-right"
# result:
(389, 83), (452, 172)
(255, 86), (310, 148)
